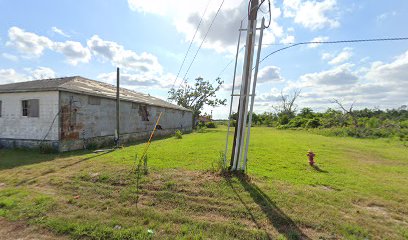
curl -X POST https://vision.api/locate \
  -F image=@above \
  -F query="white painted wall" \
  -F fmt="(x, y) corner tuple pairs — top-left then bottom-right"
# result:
(0, 91), (59, 140)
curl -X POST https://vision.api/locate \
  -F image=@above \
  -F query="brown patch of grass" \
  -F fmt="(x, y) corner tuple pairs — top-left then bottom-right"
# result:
(0, 217), (66, 240)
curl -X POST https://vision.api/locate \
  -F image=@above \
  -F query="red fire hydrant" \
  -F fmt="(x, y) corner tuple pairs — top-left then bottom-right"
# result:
(307, 150), (315, 166)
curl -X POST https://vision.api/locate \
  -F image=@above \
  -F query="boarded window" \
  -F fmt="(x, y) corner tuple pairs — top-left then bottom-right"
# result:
(88, 96), (101, 105)
(132, 102), (138, 109)
(139, 105), (149, 121)
(22, 99), (39, 117)
(0, 100), (2, 117)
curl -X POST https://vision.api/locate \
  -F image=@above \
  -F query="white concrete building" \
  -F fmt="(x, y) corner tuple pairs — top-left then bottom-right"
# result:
(0, 76), (192, 151)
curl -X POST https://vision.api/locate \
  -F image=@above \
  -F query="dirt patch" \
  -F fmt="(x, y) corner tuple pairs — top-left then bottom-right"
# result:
(0, 218), (66, 240)
(311, 184), (339, 191)
(365, 203), (388, 216)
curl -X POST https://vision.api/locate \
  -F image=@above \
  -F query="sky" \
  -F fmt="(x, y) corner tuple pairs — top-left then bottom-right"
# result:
(0, 0), (407, 119)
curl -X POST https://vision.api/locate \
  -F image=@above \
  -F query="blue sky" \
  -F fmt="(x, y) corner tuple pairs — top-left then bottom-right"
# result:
(0, 0), (407, 119)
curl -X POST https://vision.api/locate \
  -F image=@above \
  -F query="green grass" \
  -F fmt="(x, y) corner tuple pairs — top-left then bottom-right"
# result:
(0, 127), (407, 239)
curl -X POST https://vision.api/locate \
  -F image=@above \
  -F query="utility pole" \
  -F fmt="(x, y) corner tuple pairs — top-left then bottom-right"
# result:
(116, 67), (120, 147)
(231, 0), (259, 171)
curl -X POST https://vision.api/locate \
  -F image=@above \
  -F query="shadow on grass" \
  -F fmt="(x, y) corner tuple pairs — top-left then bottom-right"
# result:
(14, 150), (114, 186)
(311, 165), (328, 173)
(225, 174), (310, 240)
(0, 128), (190, 171)
(0, 148), (95, 171)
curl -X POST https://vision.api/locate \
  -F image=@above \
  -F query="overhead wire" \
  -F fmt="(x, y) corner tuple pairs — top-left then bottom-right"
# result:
(177, 0), (270, 91)
(216, 46), (246, 79)
(216, 0), (270, 80)
(259, 37), (408, 65)
(215, 37), (408, 84)
(170, 0), (212, 90)
(179, 0), (225, 89)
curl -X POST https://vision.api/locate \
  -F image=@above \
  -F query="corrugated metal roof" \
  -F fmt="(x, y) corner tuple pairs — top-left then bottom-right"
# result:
(0, 76), (190, 111)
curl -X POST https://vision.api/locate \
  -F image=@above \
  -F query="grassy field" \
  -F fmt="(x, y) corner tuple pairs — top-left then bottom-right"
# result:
(0, 127), (407, 239)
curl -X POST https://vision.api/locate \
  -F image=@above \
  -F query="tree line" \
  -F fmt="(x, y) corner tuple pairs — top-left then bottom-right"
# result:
(231, 105), (408, 141)
(167, 77), (407, 143)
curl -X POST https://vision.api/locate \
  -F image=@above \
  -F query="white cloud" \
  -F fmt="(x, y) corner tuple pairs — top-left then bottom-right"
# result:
(283, 0), (339, 30)
(6, 27), (90, 65)
(128, 0), (284, 53)
(222, 82), (241, 92)
(365, 50), (408, 88)
(327, 47), (353, 65)
(6, 26), (53, 57)
(257, 88), (282, 102)
(300, 63), (357, 86)
(87, 35), (162, 73)
(51, 27), (70, 38)
(258, 66), (284, 83)
(280, 35), (295, 44)
(308, 36), (329, 48)
(0, 66), (57, 84)
(276, 50), (408, 110)
(1, 53), (18, 61)
(321, 52), (333, 60)
(53, 41), (91, 65)
(376, 11), (397, 23)
(97, 70), (173, 90)
(29, 67), (57, 79)
(0, 68), (27, 83)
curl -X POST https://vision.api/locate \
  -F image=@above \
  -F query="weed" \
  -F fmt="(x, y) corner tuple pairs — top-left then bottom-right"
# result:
(342, 224), (369, 240)
(206, 122), (216, 128)
(211, 151), (226, 173)
(197, 125), (207, 133)
(164, 181), (176, 190)
(174, 130), (183, 139)
(143, 155), (148, 175)
(85, 141), (99, 150)
(38, 143), (56, 154)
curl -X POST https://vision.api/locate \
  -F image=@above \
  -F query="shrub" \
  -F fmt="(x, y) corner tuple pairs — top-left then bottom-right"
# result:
(174, 130), (183, 139)
(366, 117), (381, 128)
(39, 143), (56, 154)
(197, 122), (206, 128)
(400, 120), (408, 128)
(288, 116), (306, 128)
(305, 118), (321, 128)
(206, 122), (216, 128)
(197, 125), (207, 133)
(85, 141), (98, 150)
(278, 115), (290, 125)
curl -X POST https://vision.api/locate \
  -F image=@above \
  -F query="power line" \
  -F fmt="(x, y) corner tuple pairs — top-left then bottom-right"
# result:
(243, 0), (265, 21)
(216, 46), (246, 79)
(178, 0), (270, 90)
(214, 37), (408, 84)
(170, 0), (212, 90)
(180, 0), (225, 88)
(259, 37), (408, 65)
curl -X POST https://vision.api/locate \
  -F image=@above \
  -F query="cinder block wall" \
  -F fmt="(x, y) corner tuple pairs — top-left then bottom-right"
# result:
(59, 91), (192, 151)
(0, 91), (59, 148)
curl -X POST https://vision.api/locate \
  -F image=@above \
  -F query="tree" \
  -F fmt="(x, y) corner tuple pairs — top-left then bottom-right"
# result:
(332, 99), (358, 128)
(299, 107), (314, 118)
(168, 77), (226, 127)
(272, 89), (301, 124)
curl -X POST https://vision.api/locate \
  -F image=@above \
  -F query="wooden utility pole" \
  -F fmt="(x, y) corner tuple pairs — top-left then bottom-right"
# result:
(116, 67), (120, 147)
(231, 0), (259, 171)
